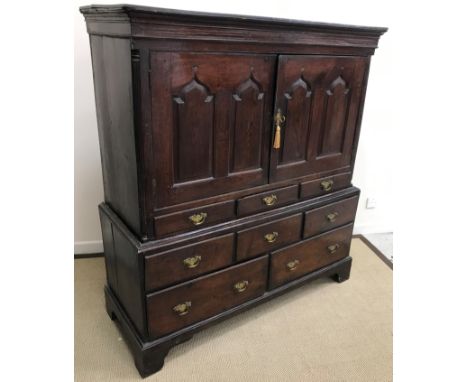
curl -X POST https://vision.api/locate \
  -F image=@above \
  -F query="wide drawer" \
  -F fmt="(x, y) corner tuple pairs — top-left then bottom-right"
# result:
(300, 173), (351, 199)
(303, 196), (359, 238)
(236, 213), (302, 261)
(146, 255), (268, 338)
(269, 223), (353, 289)
(145, 233), (235, 291)
(237, 185), (299, 216)
(153, 200), (236, 238)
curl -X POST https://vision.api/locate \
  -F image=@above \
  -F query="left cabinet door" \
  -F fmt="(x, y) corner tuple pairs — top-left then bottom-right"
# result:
(150, 52), (275, 208)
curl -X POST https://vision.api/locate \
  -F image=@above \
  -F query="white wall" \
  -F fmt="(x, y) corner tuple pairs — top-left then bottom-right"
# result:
(74, 0), (393, 253)
(75, 4), (104, 253)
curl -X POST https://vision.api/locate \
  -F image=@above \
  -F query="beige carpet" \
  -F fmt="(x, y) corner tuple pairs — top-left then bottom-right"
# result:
(75, 238), (392, 381)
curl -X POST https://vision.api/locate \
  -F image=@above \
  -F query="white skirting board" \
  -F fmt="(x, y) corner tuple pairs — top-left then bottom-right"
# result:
(352, 224), (393, 236)
(74, 240), (103, 255)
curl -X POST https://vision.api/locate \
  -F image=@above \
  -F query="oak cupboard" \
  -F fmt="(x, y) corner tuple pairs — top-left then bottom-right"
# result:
(81, 4), (387, 377)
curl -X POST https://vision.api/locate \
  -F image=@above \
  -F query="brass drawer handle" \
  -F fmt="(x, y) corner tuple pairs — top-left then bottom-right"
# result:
(264, 231), (279, 243)
(183, 255), (201, 269)
(233, 280), (249, 293)
(286, 259), (300, 271)
(262, 194), (278, 206)
(188, 212), (207, 226)
(326, 212), (339, 222)
(173, 301), (191, 316)
(327, 243), (340, 254)
(320, 180), (334, 192)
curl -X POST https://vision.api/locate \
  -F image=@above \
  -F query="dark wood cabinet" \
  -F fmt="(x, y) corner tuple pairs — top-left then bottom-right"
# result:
(81, 4), (386, 377)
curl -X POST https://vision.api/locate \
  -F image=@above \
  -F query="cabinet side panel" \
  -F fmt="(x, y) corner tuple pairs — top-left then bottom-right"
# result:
(99, 206), (146, 337)
(100, 208), (118, 290)
(89, 35), (140, 235)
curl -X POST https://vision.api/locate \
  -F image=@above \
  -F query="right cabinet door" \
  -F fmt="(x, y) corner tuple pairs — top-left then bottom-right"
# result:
(269, 56), (369, 182)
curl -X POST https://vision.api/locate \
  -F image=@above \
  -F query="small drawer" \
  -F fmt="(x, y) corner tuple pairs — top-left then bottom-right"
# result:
(145, 233), (235, 291)
(236, 213), (302, 261)
(146, 255), (268, 338)
(237, 185), (299, 216)
(300, 173), (351, 199)
(269, 223), (353, 289)
(303, 196), (359, 238)
(153, 200), (236, 238)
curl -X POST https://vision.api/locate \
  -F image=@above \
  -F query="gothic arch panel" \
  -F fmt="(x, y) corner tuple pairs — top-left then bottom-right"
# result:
(173, 77), (214, 182)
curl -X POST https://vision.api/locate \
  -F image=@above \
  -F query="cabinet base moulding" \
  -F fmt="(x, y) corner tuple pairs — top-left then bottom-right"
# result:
(105, 256), (352, 378)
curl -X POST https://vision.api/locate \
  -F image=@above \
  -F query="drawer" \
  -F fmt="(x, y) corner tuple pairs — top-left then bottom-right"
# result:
(236, 213), (302, 261)
(145, 233), (235, 291)
(303, 196), (359, 238)
(237, 185), (299, 216)
(153, 200), (236, 238)
(300, 173), (351, 199)
(269, 223), (353, 289)
(146, 255), (268, 338)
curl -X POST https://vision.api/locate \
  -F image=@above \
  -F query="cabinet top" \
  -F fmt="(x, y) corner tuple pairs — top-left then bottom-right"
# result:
(80, 4), (386, 33)
(80, 4), (387, 53)
(80, 4), (388, 36)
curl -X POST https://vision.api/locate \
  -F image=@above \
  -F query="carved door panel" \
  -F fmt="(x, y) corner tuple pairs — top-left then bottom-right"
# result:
(151, 53), (275, 207)
(269, 56), (368, 182)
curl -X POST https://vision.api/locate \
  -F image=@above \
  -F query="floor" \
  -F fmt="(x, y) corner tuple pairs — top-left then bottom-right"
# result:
(74, 238), (392, 381)
(364, 232), (393, 262)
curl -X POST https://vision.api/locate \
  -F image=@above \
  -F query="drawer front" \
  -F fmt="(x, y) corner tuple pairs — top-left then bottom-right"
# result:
(236, 213), (303, 261)
(269, 223), (353, 289)
(300, 173), (351, 199)
(303, 196), (359, 238)
(237, 185), (299, 216)
(146, 255), (268, 338)
(153, 200), (236, 238)
(145, 233), (235, 291)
